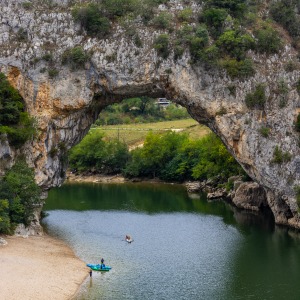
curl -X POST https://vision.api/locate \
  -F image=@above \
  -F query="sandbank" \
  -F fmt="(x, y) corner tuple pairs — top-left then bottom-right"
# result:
(0, 234), (89, 300)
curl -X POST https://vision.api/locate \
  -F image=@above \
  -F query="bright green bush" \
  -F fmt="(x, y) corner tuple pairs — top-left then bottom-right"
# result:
(69, 131), (130, 174)
(216, 29), (255, 60)
(123, 132), (243, 181)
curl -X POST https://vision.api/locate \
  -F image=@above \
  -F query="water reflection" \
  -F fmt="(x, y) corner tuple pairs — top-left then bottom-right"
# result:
(44, 182), (300, 300)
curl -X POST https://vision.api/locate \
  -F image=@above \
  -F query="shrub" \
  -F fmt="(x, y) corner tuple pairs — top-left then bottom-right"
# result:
(216, 30), (255, 60)
(221, 58), (255, 78)
(202, 8), (228, 38)
(0, 73), (36, 147)
(62, 46), (89, 70)
(270, 0), (300, 38)
(259, 126), (270, 138)
(101, 0), (138, 19)
(48, 68), (59, 78)
(285, 60), (298, 72)
(72, 4), (111, 38)
(204, 0), (247, 19)
(271, 146), (292, 164)
(22, 2), (33, 10)
(178, 8), (193, 22)
(152, 12), (172, 29)
(245, 84), (266, 109)
(0, 160), (42, 234)
(254, 25), (282, 54)
(16, 28), (28, 42)
(154, 34), (170, 58)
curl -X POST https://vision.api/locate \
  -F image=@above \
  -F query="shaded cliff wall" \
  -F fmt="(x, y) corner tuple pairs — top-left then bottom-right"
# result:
(1, 0), (300, 227)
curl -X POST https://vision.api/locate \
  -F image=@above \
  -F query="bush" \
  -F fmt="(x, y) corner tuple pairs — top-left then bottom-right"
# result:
(245, 84), (266, 109)
(204, 0), (247, 19)
(178, 8), (193, 22)
(48, 68), (59, 78)
(271, 146), (292, 164)
(202, 8), (228, 38)
(221, 58), (255, 78)
(62, 46), (89, 70)
(0, 160), (42, 234)
(72, 4), (111, 38)
(0, 73), (36, 147)
(259, 126), (270, 138)
(270, 0), (300, 38)
(216, 29), (255, 60)
(254, 24), (282, 54)
(152, 12), (172, 29)
(69, 131), (130, 174)
(154, 34), (170, 58)
(101, 0), (138, 19)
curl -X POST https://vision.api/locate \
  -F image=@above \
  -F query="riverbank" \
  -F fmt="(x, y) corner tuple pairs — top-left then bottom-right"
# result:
(0, 234), (89, 300)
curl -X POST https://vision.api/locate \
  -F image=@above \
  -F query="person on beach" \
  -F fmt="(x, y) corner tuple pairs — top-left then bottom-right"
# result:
(101, 258), (104, 264)
(89, 270), (92, 277)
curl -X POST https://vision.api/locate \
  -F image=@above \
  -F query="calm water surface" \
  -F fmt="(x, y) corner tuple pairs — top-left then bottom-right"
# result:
(43, 182), (300, 300)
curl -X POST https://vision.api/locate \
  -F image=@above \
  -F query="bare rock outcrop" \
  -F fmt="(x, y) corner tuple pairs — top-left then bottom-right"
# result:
(232, 182), (268, 211)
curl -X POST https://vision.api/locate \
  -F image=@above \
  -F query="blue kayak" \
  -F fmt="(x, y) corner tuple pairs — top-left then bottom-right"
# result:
(87, 263), (112, 271)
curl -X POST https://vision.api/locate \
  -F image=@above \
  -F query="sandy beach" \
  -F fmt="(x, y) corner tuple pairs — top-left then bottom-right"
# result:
(0, 235), (89, 300)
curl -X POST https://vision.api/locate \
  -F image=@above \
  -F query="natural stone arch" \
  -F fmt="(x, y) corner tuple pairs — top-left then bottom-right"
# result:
(0, 0), (300, 228)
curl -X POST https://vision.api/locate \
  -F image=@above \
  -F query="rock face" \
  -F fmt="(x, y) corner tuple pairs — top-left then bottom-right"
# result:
(1, 1), (300, 228)
(233, 182), (268, 211)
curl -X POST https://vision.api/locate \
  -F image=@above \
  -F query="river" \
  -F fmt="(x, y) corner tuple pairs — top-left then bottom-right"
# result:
(43, 182), (300, 300)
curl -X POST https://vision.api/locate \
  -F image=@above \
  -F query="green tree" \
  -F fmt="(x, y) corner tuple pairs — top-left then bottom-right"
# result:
(0, 160), (42, 233)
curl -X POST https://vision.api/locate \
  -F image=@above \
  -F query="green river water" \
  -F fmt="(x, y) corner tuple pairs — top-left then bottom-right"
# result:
(43, 182), (300, 300)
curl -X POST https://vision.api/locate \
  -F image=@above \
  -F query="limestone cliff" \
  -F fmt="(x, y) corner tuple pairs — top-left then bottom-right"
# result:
(1, 0), (300, 228)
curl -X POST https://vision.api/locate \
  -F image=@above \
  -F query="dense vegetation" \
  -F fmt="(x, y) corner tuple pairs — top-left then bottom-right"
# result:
(0, 73), (36, 147)
(69, 130), (244, 183)
(0, 160), (42, 234)
(70, 0), (286, 79)
(94, 97), (190, 125)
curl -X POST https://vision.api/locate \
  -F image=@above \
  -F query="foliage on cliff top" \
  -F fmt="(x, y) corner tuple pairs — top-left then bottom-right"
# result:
(0, 73), (36, 147)
(70, 0), (287, 79)
(0, 159), (42, 234)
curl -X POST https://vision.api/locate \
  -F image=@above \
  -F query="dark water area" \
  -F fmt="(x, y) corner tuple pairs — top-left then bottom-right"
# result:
(43, 182), (300, 300)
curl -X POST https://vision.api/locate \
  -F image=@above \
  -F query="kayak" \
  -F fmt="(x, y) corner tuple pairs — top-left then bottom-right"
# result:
(87, 263), (112, 271)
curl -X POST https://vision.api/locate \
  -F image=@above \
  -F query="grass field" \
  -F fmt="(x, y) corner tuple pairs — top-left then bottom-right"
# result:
(91, 118), (211, 146)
